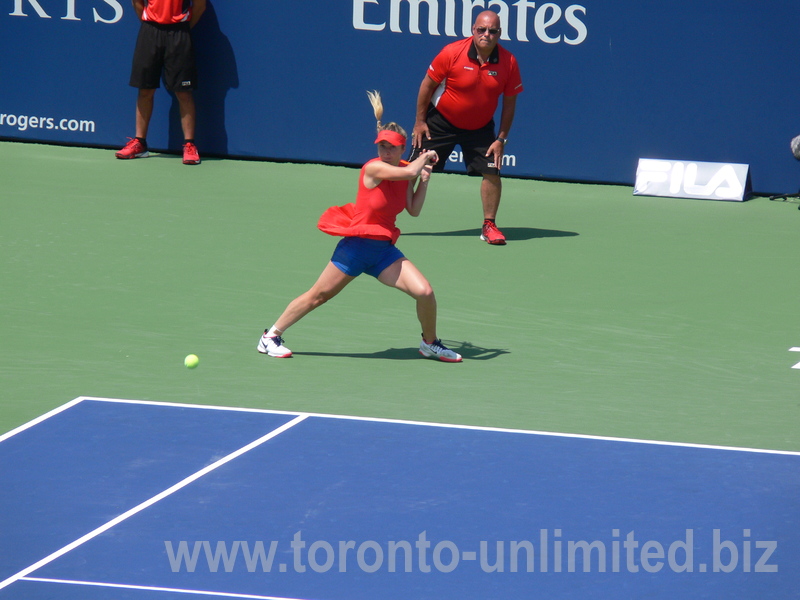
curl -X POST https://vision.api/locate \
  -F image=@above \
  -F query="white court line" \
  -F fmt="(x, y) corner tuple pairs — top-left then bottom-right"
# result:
(20, 577), (309, 600)
(0, 413), (309, 591)
(72, 395), (800, 457)
(0, 397), (84, 444)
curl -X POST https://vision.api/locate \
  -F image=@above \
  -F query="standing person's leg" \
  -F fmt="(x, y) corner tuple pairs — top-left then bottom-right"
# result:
(481, 173), (502, 220)
(164, 23), (200, 163)
(377, 258), (462, 362)
(116, 88), (155, 159)
(116, 21), (160, 159)
(479, 173), (506, 245)
(175, 90), (196, 141)
(175, 90), (200, 164)
(413, 107), (456, 171)
(463, 121), (506, 245)
(135, 88), (157, 139)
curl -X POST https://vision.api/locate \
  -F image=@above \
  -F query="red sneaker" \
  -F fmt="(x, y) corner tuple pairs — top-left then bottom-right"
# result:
(182, 142), (201, 165)
(480, 221), (507, 245)
(115, 137), (149, 159)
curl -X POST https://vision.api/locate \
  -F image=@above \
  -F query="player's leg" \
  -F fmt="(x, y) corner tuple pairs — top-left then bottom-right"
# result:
(377, 257), (437, 341)
(258, 261), (356, 357)
(275, 261), (355, 332)
(377, 258), (462, 362)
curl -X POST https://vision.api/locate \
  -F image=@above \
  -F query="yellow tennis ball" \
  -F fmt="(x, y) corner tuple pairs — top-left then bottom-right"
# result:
(184, 354), (199, 369)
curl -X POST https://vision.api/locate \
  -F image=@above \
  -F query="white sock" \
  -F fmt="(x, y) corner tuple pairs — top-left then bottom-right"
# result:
(266, 325), (282, 337)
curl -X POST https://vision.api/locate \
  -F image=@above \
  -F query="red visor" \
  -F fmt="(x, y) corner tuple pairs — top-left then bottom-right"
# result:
(374, 129), (406, 147)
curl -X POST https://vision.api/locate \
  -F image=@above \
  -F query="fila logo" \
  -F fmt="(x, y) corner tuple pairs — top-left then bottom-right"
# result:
(634, 159), (750, 201)
(488, 71), (498, 76)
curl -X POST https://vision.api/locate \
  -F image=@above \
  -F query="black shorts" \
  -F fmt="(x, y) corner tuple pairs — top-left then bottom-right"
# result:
(129, 21), (197, 92)
(413, 106), (498, 176)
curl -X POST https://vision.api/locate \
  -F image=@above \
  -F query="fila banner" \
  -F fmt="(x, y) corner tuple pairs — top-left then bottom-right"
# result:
(633, 159), (752, 202)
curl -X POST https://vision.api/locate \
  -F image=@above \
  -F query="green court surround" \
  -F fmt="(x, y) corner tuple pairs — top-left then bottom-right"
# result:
(2, 141), (798, 450)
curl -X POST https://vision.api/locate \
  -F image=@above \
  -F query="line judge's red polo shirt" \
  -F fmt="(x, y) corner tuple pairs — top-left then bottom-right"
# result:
(427, 36), (523, 131)
(142, 0), (193, 24)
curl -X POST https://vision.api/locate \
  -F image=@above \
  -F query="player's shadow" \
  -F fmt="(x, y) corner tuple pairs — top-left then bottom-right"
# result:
(403, 227), (578, 241)
(294, 340), (508, 361)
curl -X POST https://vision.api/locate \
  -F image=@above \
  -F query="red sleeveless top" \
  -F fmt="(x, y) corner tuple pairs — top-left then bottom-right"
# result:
(317, 158), (409, 244)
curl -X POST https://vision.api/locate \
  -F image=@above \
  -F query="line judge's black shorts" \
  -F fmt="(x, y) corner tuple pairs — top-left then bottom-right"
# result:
(129, 21), (197, 92)
(412, 106), (498, 176)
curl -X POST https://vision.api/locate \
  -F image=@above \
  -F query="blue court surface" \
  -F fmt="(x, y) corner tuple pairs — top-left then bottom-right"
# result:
(1, 397), (798, 600)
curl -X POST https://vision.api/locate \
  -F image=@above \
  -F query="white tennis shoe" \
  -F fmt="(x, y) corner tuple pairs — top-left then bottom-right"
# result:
(257, 331), (292, 358)
(419, 338), (462, 362)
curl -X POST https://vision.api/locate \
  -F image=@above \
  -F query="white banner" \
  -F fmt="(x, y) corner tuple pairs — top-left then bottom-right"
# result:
(634, 159), (751, 202)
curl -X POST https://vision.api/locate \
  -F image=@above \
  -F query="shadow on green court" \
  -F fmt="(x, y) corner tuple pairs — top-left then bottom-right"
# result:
(404, 227), (578, 241)
(293, 341), (509, 361)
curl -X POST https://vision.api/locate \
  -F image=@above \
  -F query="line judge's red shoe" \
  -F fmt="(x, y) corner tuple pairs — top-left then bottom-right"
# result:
(182, 142), (201, 165)
(115, 137), (149, 159)
(480, 220), (507, 245)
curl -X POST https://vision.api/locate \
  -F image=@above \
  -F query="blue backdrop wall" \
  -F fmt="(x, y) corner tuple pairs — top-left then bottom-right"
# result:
(2, 1), (798, 194)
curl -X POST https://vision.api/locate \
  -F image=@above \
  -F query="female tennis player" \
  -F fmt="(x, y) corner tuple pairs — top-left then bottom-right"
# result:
(257, 91), (462, 362)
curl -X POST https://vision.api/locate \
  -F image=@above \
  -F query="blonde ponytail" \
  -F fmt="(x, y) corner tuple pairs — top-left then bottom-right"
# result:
(366, 90), (384, 131)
